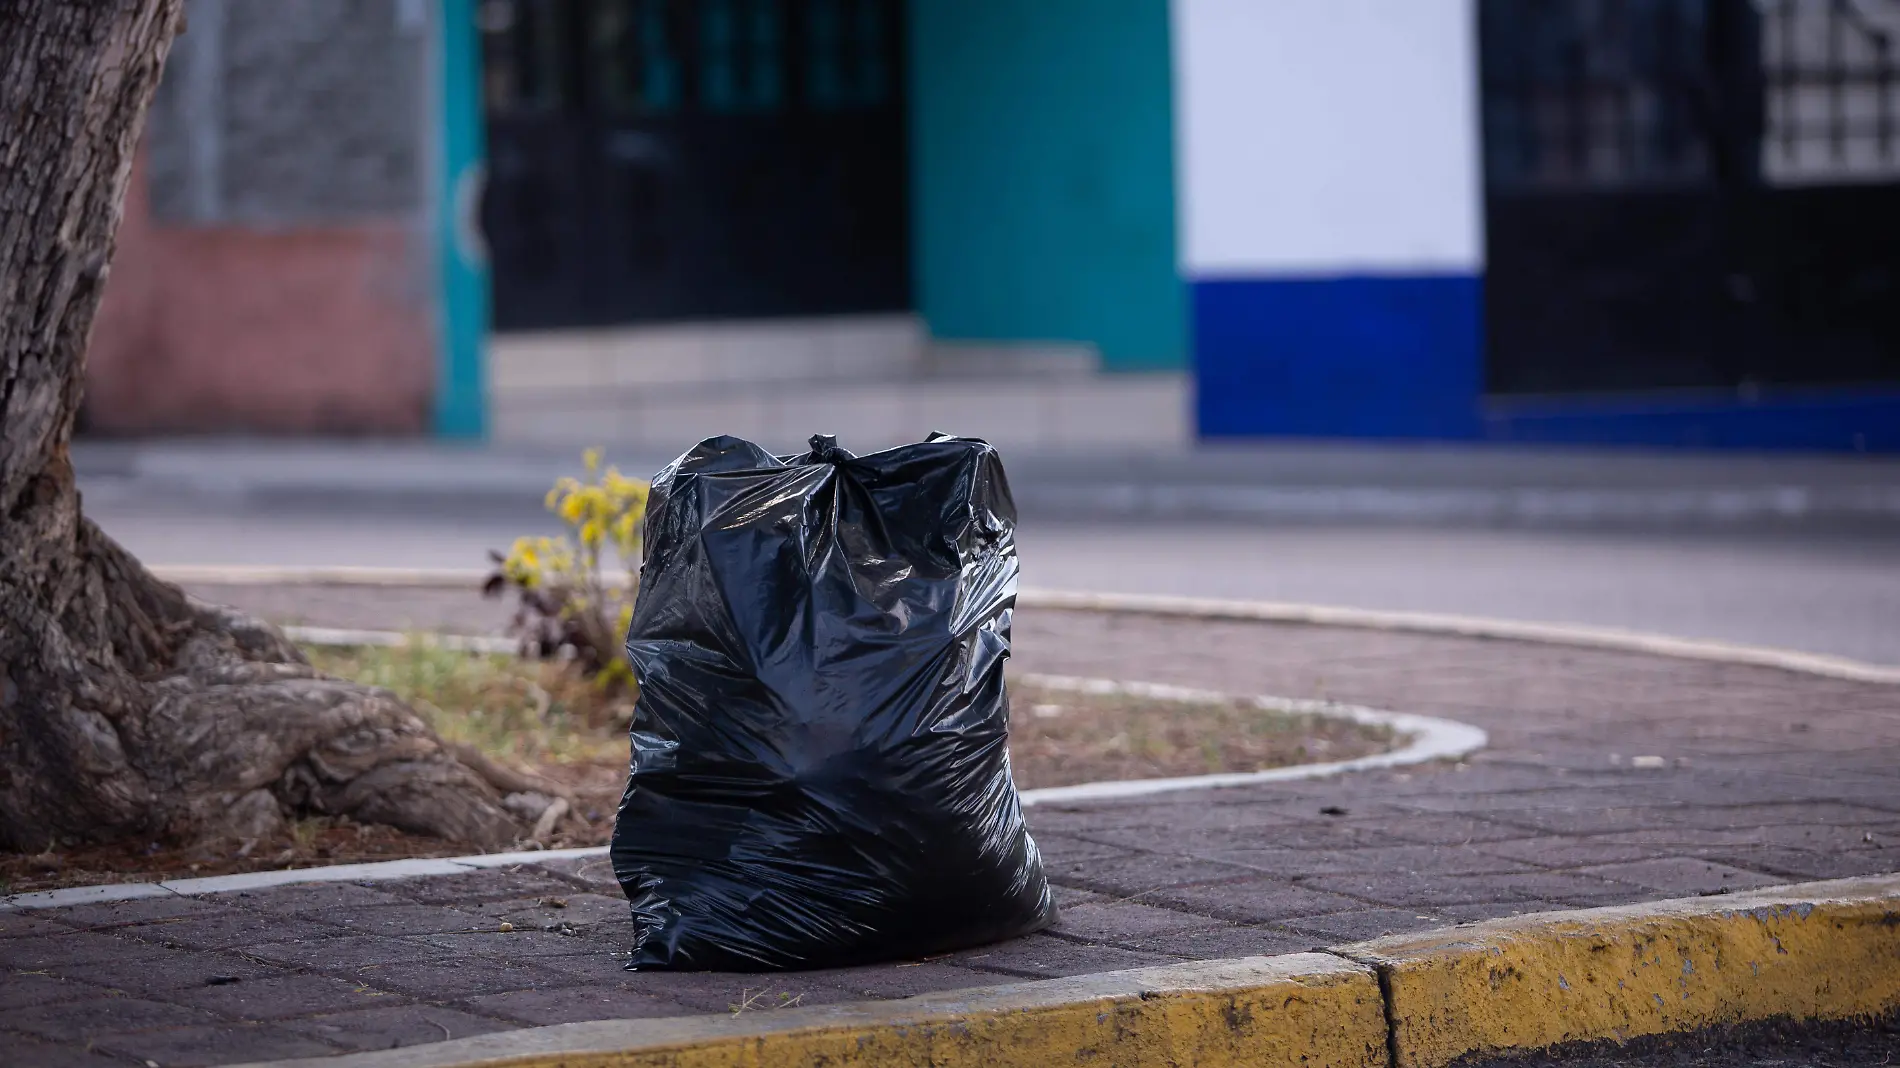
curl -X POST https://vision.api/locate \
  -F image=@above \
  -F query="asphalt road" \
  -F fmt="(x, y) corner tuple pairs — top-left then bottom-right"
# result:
(1465, 1014), (1900, 1067)
(85, 496), (1900, 665)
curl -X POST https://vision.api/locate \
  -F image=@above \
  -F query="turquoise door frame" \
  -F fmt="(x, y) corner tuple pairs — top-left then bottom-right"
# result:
(434, 0), (489, 438)
(908, 0), (1185, 371)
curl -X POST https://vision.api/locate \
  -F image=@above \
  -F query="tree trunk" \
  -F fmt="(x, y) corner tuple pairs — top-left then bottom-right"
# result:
(0, 2), (529, 852)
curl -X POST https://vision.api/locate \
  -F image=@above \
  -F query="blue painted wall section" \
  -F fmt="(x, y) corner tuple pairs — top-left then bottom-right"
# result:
(1194, 275), (1486, 440)
(1193, 274), (1900, 452)
(433, 0), (488, 438)
(908, 0), (1184, 370)
(1484, 391), (1900, 452)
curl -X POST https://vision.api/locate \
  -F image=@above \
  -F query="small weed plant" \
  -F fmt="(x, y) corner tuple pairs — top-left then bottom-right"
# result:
(485, 448), (648, 690)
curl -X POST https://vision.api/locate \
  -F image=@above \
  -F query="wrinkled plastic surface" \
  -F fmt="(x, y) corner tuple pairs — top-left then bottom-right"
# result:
(610, 434), (1057, 971)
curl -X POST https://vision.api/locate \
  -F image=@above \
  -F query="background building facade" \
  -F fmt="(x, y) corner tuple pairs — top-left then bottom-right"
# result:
(88, 0), (1900, 451)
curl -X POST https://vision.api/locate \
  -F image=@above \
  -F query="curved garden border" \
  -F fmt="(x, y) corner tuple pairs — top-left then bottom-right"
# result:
(0, 628), (1485, 911)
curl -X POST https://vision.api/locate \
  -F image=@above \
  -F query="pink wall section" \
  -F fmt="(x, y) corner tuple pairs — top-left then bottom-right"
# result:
(86, 157), (435, 435)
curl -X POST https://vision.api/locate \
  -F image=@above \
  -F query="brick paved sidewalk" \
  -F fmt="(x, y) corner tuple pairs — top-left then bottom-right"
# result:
(4, 596), (1898, 1067)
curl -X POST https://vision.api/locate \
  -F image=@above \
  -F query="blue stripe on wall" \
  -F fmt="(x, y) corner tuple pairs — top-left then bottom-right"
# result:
(1484, 391), (1900, 452)
(1194, 274), (1485, 439)
(1192, 273), (1900, 452)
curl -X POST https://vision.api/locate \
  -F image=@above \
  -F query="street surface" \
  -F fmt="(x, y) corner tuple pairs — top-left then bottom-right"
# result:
(88, 494), (1900, 664)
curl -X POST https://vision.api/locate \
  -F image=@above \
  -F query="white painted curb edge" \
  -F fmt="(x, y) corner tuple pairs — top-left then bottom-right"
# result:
(1015, 676), (1486, 806)
(0, 668), (1483, 913)
(154, 565), (1900, 684)
(0, 847), (610, 914)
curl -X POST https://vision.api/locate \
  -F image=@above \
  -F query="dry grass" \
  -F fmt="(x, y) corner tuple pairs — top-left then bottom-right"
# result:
(303, 642), (636, 767)
(1008, 685), (1395, 790)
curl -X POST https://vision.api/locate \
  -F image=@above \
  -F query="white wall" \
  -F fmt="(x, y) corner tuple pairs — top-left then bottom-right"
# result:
(1172, 0), (1484, 277)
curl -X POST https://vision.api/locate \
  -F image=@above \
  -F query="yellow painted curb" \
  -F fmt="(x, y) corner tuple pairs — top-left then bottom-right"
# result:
(240, 953), (1385, 1068)
(1338, 874), (1900, 1068)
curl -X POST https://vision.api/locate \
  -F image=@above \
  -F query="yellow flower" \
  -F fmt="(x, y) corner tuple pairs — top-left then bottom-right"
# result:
(559, 492), (587, 525)
(580, 518), (604, 547)
(612, 511), (639, 553)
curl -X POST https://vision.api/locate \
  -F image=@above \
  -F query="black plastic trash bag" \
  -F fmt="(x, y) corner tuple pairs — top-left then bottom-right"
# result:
(610, 433), (1057, 971)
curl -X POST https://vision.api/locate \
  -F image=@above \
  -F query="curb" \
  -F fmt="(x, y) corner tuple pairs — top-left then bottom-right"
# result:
(0, 848), (609, 913)
(1337, 873), (1900, 1067)
(155, 565), (1900, 684)
(228, 875), (1900, 1068)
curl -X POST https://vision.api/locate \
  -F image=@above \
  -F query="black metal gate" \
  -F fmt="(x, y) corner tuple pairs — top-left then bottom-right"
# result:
(1479, 0), (1900, 397)
(478, 0), (909, 331)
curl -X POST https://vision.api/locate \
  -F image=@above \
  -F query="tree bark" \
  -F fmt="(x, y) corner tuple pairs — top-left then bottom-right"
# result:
(0, 2), (529, 851)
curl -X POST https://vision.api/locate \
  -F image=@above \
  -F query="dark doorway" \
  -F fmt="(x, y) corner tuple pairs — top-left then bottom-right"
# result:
(478, 0), (910, 331)
(1478, 0), (1900, 397)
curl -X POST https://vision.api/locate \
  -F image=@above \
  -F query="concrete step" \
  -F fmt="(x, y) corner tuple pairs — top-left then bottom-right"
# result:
(488, 314), (1101, 396)
(489, 372), (1193, 454)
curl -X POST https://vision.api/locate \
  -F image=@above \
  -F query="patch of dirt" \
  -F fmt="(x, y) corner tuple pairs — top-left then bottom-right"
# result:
(1007, 682), (1392, 789)
(1, 649), (1396, 894)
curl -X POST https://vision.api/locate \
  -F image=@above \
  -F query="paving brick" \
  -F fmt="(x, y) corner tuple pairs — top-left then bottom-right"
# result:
(50, 949), (285, 997)
(525, 949), (659, 993)
(0, 970), (92, 1010)
(1300, 870), (1641, 909)
(4, 994), (223, 1042)
(1435, 900), (1574, 923)
(365, 957), (573, 999)
(1051, 885), (1104, 908)
(164, 971), (405, 1021)
(1708, 848), (1897, 881)
(1049, 901), (1222, 942)
(245, 933), (451, 970)
(1027, 832), (1134, 861)
(121, 911), (346, 951)
(472, 892), (630, 930)
(944, 935), (1179, 979)
(463, 986), (688, 1025)
(1347, 814), (1541, 845)
(306, 903), (487, 936)
(0, 914), (82, 939)
(1280, 908), (1451, 942)
(227, 882), (412, 914)
(1084, 820), (1409, 853)
(0, 932), (169, 970)
(44, 895), (228, 929)
(1114, 923), (1317, 959)
(413, 929), (603, 958)
(1043, 853), (1258, 896)
(1213, 844), (1535, 878)
(1570, 856), (1787, 896)
(92, 1023), (341, 1067)
(1468, 837), (1677, 869)
(1485, 801), (1900, 837)
(1136, 879), (1365, 924)
(277, 1004), (513, 1051)
(0, 1032), (128, 1067)
(802, 961), (1004, 999)
(610, 970), (862, 1014)
(381, 870), (577, 906)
